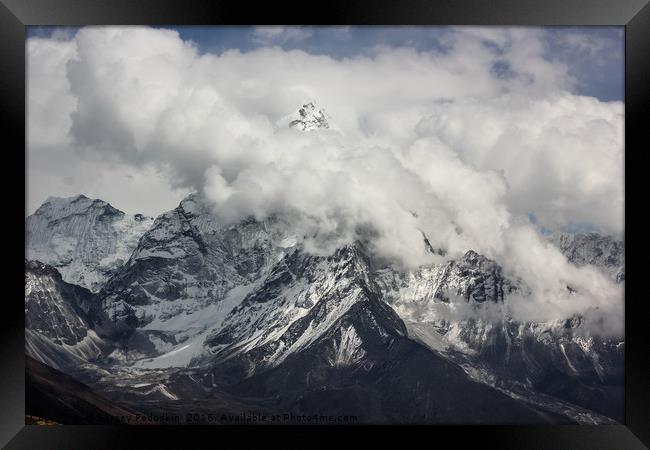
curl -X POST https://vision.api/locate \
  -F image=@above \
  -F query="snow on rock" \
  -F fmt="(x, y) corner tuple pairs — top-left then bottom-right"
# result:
(548, 232), (624, 283)
(130, 281), (259, 369)
(374, 236), (623, 416)
(203, 242), (399, 372)
(280, 101), (330, 131)
(101, 193), (297, 331)
(26, 195), (153, 292)
(327, 325), (366, 367)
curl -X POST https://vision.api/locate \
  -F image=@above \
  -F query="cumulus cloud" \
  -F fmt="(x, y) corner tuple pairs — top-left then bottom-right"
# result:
(413, 94), (624, 235)
(27, 31), (191, 216)
(27, 26), (624, 335)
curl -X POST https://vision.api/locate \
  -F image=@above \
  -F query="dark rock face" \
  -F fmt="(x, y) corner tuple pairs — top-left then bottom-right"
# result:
(26, 260), (92, 346)
(25, 259), (115, 370)
(441, 250), (517, 303)
(422, 232), (446, 256)
(25, 259), (113, 341)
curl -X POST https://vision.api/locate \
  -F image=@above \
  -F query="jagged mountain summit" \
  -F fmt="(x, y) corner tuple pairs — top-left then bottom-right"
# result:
(287, 101), (330, 131)
(26, 195), (153, 292)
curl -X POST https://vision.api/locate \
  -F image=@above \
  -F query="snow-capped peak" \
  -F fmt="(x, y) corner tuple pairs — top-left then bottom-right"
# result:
(288, 101), (330, 131)
(26, 195), (154, 292)
(34, 194), (121, 221)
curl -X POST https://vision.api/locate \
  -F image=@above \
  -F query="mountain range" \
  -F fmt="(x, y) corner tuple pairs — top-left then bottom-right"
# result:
(24, 103), (625, 425)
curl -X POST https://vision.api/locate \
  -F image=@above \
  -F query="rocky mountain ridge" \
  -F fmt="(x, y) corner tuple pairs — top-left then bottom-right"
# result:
(24, 192), (625, 423)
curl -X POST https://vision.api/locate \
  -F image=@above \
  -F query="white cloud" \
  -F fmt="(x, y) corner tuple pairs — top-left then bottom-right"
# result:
(413, 93), (624, 235)
(563, 32), (606, 57)
(27, 36), (76, 150)
(27, 30), (193, 216)
(27, 26), (624, 334)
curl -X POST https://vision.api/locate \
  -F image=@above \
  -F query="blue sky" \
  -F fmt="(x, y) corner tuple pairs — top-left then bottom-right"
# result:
(28, 25), (623, 102)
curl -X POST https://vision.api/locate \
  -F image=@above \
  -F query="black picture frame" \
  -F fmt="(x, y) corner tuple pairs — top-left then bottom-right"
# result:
(2, 0), (648, 448)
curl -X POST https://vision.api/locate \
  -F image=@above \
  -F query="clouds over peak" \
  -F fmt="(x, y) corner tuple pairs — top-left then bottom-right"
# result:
(28, 26), (624, 334)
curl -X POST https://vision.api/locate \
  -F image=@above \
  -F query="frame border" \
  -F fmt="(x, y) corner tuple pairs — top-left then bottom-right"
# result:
(2, 0), (648, 448)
